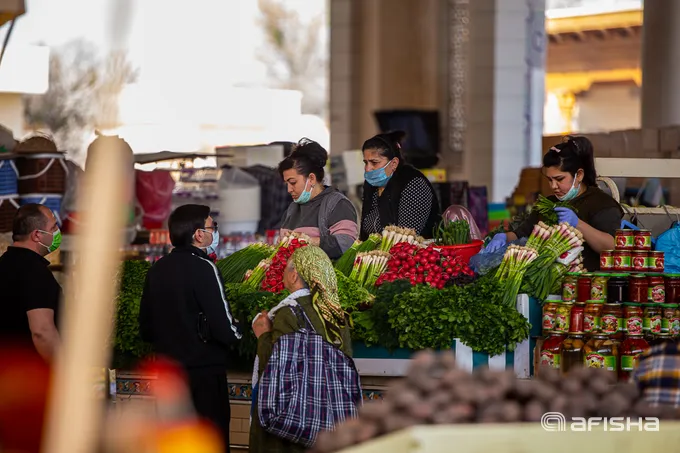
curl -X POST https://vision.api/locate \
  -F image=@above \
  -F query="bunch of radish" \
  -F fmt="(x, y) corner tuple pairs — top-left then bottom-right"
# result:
(374, 242), (474, 289)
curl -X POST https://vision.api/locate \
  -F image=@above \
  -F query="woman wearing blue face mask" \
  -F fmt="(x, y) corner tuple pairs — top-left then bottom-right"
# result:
(278, 138), (358, 259)
(487, 136), (623, 271)
(359, 130), (441, 240)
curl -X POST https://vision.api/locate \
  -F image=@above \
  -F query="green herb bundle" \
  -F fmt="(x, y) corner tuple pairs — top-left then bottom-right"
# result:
(216, 243), (275, 283)
(434, 219), (471, 245)
(334, 234), (381, 276)
(534, 194), (577, 225)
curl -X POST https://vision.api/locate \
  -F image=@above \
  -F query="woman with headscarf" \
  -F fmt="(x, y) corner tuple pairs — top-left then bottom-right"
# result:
(249, 246), (352, 453)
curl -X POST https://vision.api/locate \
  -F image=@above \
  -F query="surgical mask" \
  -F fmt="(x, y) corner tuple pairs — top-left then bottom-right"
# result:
(364, 160), (394, 187)
(294, 179), (313, 204)
(557, 177), (581, 202)
(203, 229), (220, 255)
(38, 228), (62, 253)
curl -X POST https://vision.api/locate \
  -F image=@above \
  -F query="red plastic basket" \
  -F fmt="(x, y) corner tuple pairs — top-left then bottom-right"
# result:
(436, 239), (484, 265)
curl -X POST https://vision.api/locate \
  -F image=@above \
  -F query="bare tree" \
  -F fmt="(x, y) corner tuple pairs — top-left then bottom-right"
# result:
(257, 0), (328, 118)
(23, 39), (138, 164)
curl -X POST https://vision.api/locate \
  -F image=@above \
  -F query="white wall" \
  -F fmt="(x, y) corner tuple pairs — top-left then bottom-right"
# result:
(575, 83), (641, 133)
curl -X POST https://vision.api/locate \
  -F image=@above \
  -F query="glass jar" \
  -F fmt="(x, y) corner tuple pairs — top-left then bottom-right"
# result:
(648, 251), (665, 273)
(615, 229), (634, 250)
(584, 301), (603, 334)
(540, 333), (566, 370)
(553, 302), (573, 334)
(629, 275), (649, 303)
(613, 251), (632, 272)
(664, 274), (680, 304)
(542, 301), (559, 335)
(649, 332), (673, 348)
(619, 335), (649, 382)
(607, 275), (629, 304)
(643, 303), (662, 335)
(569, 303), (585, 333)
(623, 302), (644, 336)
(561, 334), (586, 375)
(632, 251), (648, 273)
(671, 306), (680, 338)
(600, 251), (614, 272)
(577, 275), (592, 302)
(601, 303), (623, 339)
(562, 274), (578, 302)
(634, 230), (652, 250)
(584, 334), (618, 373)
(648, 275), (666, 303)
(661, 304), (679, 334)
(591, 274), (608, 301)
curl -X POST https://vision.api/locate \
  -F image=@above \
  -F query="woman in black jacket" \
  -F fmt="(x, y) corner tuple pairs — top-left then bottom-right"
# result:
(359, 131), (441, 240)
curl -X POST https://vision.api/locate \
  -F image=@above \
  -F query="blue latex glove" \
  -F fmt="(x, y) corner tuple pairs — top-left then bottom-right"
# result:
(485, 233), (507, 253)
(555, 207), (579, 227)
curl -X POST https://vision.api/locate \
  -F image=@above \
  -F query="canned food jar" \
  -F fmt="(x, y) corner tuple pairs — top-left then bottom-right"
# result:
(600, 251), (614, 272)
(619, 335), (649, 382)
(648, 275), (666, 303)
(584, 334), (618, 372)
(562, 273), (579, 302)
(577, 274), (592, 302)
(634, 230), (652, 251)
(607, 274), (628, 304)
(623, 302), (644, 335)
(648, 251), (665, 273)
(584, 301), (603, 334)
(632, 251), (648, 272)
(629, 275), (649, 303)
(665, 274), (680, 304)
(661, 304), (679, 334)
(612, 251), (632, 272)
(590, 274), (609, 301)
(615, 229), (635, 250)
(643, 303), (662, 334)
(569, 302), (586, 333)
(554, 302), (573, 334)
(561, 334), (586, 375)
(542, 301), (559, 334)
(540, 333), (566, 369)
(602, 303), (623, 338)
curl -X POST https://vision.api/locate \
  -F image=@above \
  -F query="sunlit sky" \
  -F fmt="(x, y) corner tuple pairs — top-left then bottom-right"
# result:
(4, 0), (326, 89)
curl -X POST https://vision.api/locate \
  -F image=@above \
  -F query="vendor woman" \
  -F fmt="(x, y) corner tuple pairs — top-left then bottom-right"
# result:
(359, 131), (441, 240)
(278, 138), (358, 259)
(486, 135), (623, 271)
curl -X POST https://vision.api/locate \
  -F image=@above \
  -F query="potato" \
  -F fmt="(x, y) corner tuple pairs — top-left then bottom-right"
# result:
(589, 376), (611, 396)
(615, 383), (640, 401)
(512, 379), (537, 402)
(560, 377), (582, 395)
(500, 401), (522, 422)
(437, 351), (457, 369)
(442, 369), (471, 389)
(359, 401), (391, 421)
(477, 402), (504, 423)
(383, 414), (414, 433)
(599, 392), (630, 418)
(408, 401), (435, 421)
(311, 430), (336, 453)
(356, 421), (379, 443)
(549, 394), (568, 415)
(524, 400), (546, 422)
(427, 390), (453, 409)
(533, 380), (557, 403)
(392, 389), (421, 409)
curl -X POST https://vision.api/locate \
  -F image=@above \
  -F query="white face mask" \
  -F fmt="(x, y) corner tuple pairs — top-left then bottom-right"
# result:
(203, 229), (219, 254)
(557, 177), (581, 202)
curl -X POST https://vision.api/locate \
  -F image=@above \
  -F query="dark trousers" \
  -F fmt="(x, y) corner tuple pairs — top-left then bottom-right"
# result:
(187, 370), (231, 453)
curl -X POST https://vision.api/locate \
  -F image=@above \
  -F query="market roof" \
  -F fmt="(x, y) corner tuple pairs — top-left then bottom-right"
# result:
(133, 150), (234, 165)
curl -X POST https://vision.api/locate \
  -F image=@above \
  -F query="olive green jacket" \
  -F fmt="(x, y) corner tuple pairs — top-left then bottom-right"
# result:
(249, 295), (352, 453)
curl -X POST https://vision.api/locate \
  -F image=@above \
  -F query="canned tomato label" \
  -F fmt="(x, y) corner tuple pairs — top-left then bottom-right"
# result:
(613, 251), (631, 271)
(649, 252), (665, 272)
(634, 230), (652, 250)
(600, 251), (613, 271)
(632, 251), (648, 272)
(616, 229), (634, 250)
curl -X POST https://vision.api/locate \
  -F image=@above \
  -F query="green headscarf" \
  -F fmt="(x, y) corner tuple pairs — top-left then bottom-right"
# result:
(291, 245), (347, 345)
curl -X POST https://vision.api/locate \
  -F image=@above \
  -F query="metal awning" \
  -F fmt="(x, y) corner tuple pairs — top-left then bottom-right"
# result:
(133, 150), (234, 165)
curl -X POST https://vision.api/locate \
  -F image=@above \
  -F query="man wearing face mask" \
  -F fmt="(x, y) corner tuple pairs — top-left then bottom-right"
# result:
(139, 204), (241, 452)
(0, 204), (62, 363)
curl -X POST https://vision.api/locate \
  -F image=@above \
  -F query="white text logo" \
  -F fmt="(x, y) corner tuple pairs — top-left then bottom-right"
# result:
(541, 412), (660, 432)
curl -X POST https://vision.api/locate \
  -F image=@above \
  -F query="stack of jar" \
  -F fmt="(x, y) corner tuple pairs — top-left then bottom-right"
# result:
(600, 229), (663, 273)
(541, 273), (680, 381)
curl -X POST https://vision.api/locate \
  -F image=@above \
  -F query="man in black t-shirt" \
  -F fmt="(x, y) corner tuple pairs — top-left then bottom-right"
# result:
(0, 204), (62, 362)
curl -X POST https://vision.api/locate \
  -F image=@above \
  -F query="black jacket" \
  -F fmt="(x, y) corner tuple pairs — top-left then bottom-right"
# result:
(360, 164), (441, 240)
(139, 246), (242, 371)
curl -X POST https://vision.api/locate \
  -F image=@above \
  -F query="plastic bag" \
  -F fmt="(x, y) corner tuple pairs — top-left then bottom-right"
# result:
(469, 237), (527, 276)
(656, 221), (680, 273)
(136, 170), (175, 229)
(441, 205), (482, 240)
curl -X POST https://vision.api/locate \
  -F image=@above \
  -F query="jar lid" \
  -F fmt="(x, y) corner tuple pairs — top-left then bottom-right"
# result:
(630, 274), (648, 279)
(626, 333), (645, 337)
(616, 229), (632, 233)
(664, 273), (680, 277)
(574, 302), (586, 307)
(603, 303), (621, 307)
(609, 273), (629, 278)
(567, 332), (585, 336)
(623, 302), (642, 306)
(656, 333), (671, 337)
(636, 229), (651, 233)
(593, 273), (610, 277)
(660, 304), (679, 308)
(585, 300), (604, 304)
(601, 250), (615, 254)
(543, 299), (562, 304)
(578, 274), (593, 278)
(565, 272), (581, 276)
(631, 250), (648, 254)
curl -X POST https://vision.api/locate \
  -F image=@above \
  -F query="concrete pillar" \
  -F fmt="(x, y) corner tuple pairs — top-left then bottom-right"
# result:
(641, 1), (680, 128)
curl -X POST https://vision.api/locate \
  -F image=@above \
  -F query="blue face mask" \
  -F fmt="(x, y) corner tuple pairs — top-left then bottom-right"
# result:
(557, 177), (581, 202)
(364, 160), (395, 187)
(203, 229), (220, 254)
(294, 179), (313, 204)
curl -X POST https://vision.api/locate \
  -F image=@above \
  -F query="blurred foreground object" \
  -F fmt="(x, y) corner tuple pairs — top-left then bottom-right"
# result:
(103, 358), (224, 453)
(0, 0), (24, 27)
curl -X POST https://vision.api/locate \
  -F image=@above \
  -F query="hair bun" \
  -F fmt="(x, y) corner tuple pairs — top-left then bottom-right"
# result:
(292, 138), (328, 168)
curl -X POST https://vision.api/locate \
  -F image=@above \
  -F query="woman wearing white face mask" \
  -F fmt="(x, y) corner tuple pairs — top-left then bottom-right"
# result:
(359, 130), (441, 240)
(487, 136), (623, 271)
(278, 138), (358, 259)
